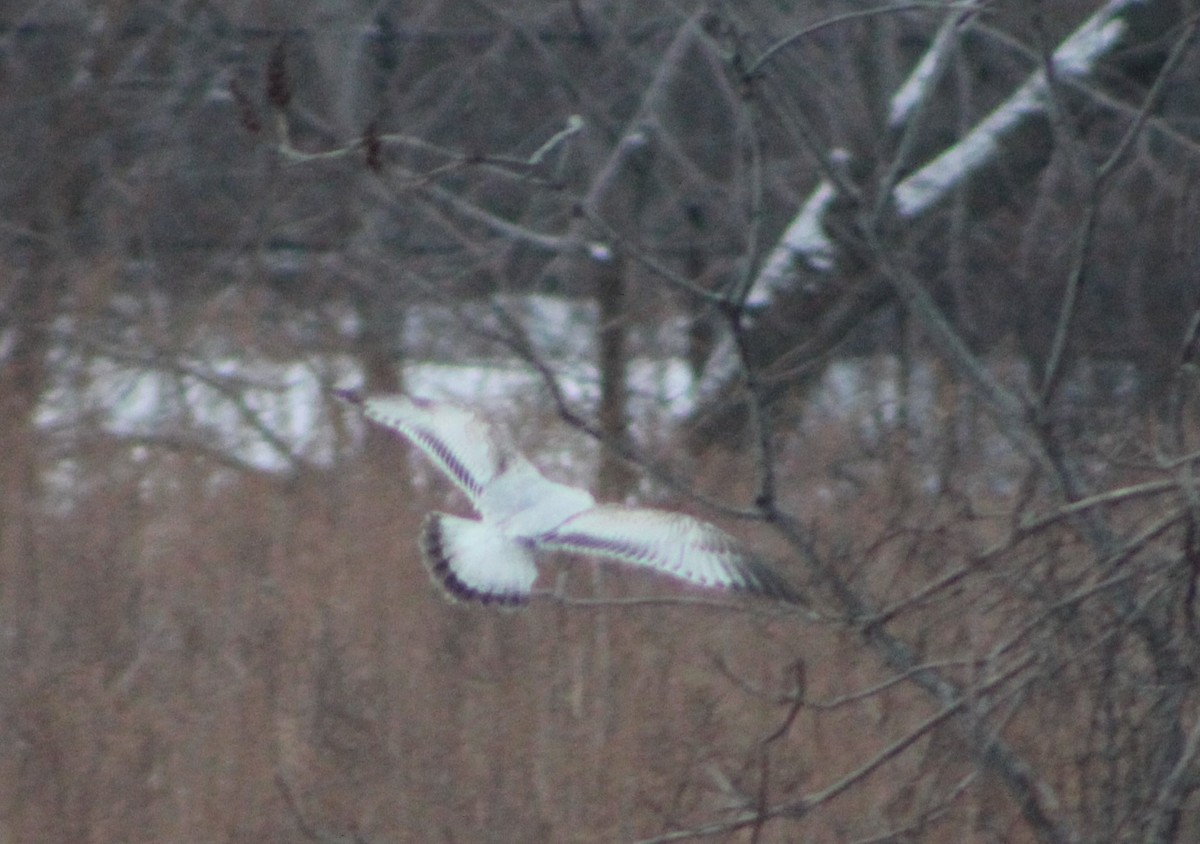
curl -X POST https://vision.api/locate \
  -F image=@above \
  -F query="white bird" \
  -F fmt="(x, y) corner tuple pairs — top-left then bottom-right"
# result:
(338, 391), (798, 607)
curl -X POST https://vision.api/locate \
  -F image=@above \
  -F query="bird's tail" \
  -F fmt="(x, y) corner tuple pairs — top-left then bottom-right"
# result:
(420, 513), (537, 607)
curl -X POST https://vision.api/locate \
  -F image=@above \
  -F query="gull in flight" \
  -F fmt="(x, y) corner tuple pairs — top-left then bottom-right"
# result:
(337, 391), (798, 606)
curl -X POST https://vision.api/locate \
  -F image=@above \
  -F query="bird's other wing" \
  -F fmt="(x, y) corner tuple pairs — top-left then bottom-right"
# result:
(539, 505), (799, 602)
(358, 394), (508, 504)
(421, 513), (537, 607)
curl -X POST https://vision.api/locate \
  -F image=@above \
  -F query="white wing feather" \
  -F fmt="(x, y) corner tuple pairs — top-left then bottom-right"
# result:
(361, 395), (508, 504)
(540, 505), (798, 600)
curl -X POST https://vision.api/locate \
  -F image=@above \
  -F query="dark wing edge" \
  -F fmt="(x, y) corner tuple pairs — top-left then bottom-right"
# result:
(353, 394), (500, 502)
(543, 507), (803, 604)
(419, 513), (529, 608)
(730, 552), (803, 604)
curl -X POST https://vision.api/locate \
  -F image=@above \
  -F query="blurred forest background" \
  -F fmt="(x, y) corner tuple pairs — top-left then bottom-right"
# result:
(3, 0), (1200, 841)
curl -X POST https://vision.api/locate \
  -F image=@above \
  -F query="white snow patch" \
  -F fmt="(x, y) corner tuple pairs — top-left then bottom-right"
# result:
(404, 294), (598, 362)
(37, 343), (699, 481)
(748, 179), (838, 309)
(894, 5), (1130, 217)
(890, 13), (961, 127)
(38, 354), (356, 475)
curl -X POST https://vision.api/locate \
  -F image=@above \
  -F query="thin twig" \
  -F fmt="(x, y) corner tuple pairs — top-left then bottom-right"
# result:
(747, 1), (988, 78)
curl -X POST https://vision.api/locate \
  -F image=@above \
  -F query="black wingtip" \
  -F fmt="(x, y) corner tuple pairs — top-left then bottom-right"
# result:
(333, 388), (364, 406)
(739, 559), (804, 605)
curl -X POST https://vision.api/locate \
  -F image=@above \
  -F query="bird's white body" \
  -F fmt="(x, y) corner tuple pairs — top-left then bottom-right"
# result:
(343, 392), (796, 606)
(477, 459), (595, 536)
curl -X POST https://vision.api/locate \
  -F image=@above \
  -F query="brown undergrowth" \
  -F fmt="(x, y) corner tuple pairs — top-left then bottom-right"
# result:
(1, 398), (1193, 842)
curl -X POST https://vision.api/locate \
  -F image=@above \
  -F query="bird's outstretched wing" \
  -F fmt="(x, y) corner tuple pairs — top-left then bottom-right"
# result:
(337, 390), (798, 606)
(346, 392), (508, 505)
(421, 513), (537, 606)
(539, 505), (799, 602)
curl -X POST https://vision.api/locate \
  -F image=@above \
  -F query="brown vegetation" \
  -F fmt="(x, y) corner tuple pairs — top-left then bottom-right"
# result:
(3, 1), (1200, 842)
